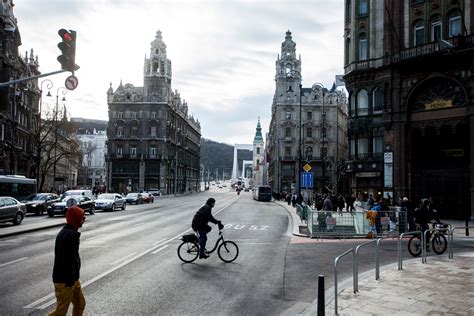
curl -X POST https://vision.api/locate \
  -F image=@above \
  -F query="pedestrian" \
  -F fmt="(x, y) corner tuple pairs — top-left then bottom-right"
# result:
(323, 195), (332, 213)
(49, 198), (86, 316)
(337, 194), (345, 214)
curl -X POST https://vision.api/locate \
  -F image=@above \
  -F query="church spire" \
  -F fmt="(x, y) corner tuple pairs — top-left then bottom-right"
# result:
(253, 117), (263, 143)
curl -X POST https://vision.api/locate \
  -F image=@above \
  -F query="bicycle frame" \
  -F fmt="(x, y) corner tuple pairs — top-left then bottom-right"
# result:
(203, 230), (225, 255)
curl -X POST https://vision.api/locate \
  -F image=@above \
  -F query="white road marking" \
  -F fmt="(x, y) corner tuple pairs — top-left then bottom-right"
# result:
(133, 222), (145, 227)
(153, 238), (167, 245)
(151, 245), (169, 254)
(0, 257), (28, 268)
(85, 234), (106, 241)
(110, 252), (137, 266)
(237, 243), (273, 245)
(26, 230), (191, 310)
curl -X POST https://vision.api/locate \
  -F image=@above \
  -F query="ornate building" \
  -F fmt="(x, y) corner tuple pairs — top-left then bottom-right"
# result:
(106, 31), (201, 194)
(252, 118), (265, 186)
(343, 0), (473, 219)
(0, 0), (41, 177)
(267, 31), (348, 197)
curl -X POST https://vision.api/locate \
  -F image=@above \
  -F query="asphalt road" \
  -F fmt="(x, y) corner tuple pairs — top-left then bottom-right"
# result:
(1, 189), (472, 315)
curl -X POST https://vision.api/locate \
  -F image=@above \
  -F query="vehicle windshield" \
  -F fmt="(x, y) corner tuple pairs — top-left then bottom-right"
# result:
(61, 195), (81, 202)
(126, 193), (138, 198)
(25, 194), (48, 201)
(98, 194), (116, 200)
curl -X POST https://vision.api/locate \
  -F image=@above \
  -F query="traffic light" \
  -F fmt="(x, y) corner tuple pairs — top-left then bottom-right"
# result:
(57, 29), (78, 72)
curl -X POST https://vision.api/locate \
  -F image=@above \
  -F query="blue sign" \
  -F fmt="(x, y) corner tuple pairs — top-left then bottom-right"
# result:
(300, 172), (313, 188)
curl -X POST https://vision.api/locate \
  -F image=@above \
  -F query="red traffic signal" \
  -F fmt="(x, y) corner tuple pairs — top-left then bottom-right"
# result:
(57, 29), (78, 72)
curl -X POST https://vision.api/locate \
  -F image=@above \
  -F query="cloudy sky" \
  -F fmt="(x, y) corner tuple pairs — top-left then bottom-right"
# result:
(14, 0), (344, 145)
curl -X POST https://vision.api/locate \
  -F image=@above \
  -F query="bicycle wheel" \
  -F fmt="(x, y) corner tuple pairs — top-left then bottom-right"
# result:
(217, 241), (239, 263)
(432, 234), (447, 255)
(408, 235), (422, 257)
(177, 242), (199, 263)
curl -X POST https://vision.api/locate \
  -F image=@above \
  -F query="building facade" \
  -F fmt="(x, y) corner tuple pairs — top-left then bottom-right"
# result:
(76, 127), (107, 191)
(252, 118), (265, 187)
(0, 0), (41, 178)
(267, 31), (348, 197)
(344, 0), (473, 219)
(106, 31), (201, 194)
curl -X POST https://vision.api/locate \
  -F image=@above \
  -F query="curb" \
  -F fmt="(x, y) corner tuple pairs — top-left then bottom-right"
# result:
(0, 222), (64, 239)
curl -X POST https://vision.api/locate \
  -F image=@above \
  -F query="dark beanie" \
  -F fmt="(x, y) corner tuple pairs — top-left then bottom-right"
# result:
(206, 198), (216, 206)
(66, 206), (85, 229)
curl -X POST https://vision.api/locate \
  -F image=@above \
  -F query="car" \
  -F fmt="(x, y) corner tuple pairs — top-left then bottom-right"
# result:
(0, 196), (26, 225)
(21, 193), (60, 215)
(63, 189), (94, 200)
(47, 195), (95, 217)
(143, 193), (154, 203)
(125, 193), (144, 204)
(148, 189), (162, 197)
(94, 193), (126, 211)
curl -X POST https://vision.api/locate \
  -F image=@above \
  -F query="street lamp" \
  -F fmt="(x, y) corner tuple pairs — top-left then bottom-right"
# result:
(53, 87), (67, 193)
(37, 79), (53, 186)
(312, 82), (326, 194)
(285, 69), (302, 195)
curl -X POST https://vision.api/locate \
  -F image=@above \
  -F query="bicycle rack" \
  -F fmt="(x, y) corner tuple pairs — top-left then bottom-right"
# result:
(334, 248), (355, 315)
(423, 225), (451, 263)
(449, 225), (474, 259)
(397, 230), (422, 270)
(353, 240), (376, 293)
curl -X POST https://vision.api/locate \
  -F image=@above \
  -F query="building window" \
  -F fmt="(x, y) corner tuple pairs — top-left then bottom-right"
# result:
(307, 111), (312, 120)
(117, 145), (123, 157)
(150, 126), (157, 137)
(256, 159), (260, 166)
(359, 0), (367, 15)
(306, 127), (313, 138)
(350, 139), (355, 158)
(285, 111), (291, 120)
(357, 89), (368, 116)
(117, 112), (123, 119)
(0, 124), (4, 141)
(116, 128), (123, 137)
(284, 147), (291, 157)
(130, 146), (137, 157)
(358, 33), (367, 60)
(413, 20), (425, 46)
(131, 111), (138, 119)
(357, 138), (369, 159)
(151, 111), (157, 119)
(345, 0), (351, 21)
(131, 128), (138, 138)
(373, 87), (384, 113)
(373, 136), (383, 157)
(305, 146), (313, 160)
(285, 127), (291, 138)
(350, 93), (356, 117)
(257, 147), (260, 154)
(449, 13), (462, 37)
(150, 146), (156, 158)
(430, 16), (442, 42)
(345, 38), (351, 65)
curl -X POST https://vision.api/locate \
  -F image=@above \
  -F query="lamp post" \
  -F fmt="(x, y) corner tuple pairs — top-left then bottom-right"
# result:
(312, 83), (326, 194)
(37, 79), (53, 187)
(285, 70), (303, 195)
(53, 87), (67, 193)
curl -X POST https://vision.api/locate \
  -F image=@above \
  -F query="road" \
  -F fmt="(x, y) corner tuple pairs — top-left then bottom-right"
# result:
(1, 189), (472, 315)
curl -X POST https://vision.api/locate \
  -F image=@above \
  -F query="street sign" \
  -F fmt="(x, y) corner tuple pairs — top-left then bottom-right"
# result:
(65, 75), (79, 90)
(300, 172), (313, 188)
(303, 163), (311, 172)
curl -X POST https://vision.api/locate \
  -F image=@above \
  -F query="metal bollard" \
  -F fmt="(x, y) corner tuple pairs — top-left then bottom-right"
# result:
(318, 275), (325, 316)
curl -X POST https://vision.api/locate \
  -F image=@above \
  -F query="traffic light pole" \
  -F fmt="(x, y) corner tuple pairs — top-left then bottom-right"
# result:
(0, 69), (68, 88)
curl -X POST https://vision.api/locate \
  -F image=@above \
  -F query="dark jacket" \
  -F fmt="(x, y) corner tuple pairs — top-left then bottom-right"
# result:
(192, 204), (219, 231)
(52, 224), (81, 285)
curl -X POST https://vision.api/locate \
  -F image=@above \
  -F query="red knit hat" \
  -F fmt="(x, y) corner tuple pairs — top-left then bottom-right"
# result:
(66, 206), (85, 229)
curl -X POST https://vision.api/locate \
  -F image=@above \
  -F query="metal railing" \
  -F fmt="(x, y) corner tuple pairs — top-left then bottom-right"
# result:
(448, 225), (474, 259)
(353, 240), (376, 293)
(397, 230), (422, 270)
(334, 248), (355, 315)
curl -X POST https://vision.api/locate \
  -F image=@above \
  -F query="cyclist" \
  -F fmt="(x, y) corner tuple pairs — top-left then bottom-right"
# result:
(415, 198), (441, 251)
(191, 198), (224, 259)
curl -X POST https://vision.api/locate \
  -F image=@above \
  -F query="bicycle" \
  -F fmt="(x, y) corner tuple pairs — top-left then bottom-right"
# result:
(177, 228), (239, 263)
(407, 222), (449, 257)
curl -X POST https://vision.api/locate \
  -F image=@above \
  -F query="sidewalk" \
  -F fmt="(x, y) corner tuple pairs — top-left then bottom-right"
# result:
(275, 200), (310, 237)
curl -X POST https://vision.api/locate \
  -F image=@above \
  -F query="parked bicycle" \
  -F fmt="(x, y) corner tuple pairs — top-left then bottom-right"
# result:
(408, 222), (449, 257)
(177, 228), (239, 263)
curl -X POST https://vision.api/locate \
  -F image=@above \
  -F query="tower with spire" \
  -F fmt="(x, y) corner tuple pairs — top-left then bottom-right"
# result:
(274, 30), (301, 103)
(253, 118), (265, 186)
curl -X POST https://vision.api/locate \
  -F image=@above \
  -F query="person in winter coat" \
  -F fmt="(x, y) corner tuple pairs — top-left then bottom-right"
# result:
(49, 199), (86, 316)
(192, 198), (224, 259)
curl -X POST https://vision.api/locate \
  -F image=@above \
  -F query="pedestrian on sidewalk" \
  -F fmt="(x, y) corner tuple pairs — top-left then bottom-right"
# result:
(337, 194), (345, 214)
(49, 199), (86, 316)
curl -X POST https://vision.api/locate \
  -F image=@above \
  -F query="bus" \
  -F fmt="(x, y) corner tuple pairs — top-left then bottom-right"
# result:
(0, 175), (37, 201)
(253, 185), (272, 202)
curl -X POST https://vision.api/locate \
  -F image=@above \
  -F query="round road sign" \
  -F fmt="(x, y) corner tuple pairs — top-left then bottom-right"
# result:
(65, 75), (79, 90)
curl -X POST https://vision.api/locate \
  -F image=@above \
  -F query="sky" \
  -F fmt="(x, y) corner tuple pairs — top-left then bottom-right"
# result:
(14, 0), (344, 145)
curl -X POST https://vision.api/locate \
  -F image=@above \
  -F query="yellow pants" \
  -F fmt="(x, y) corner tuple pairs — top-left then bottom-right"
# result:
(48, 280), (85, 316)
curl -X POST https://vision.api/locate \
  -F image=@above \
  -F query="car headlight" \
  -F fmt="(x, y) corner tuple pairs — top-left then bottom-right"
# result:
(31, 204), (37, 208)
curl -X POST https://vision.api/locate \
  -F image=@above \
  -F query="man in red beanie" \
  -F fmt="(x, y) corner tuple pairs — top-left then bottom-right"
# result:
(49, 198), (86, 316)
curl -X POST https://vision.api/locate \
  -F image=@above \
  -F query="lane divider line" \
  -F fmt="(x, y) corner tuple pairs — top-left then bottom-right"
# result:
(110, 252), (137, 266)
(153, 238), (167, 246)
(151, 245), (169, 254)
(0, 256), (28, 268)
(26, 229), (193, 310)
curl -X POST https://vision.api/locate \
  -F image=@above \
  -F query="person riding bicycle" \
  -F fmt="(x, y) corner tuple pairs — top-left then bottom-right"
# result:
(415, 198), (441, 250)
(191, 198), (224, 259)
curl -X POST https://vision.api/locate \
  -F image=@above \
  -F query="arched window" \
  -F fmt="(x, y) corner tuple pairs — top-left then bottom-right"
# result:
(152, 62), (159, 72)
(357, 89), (368, 116)
(358, 33), (367, 61)
(448, 11), (462, 37)
(372, 87), (384, 113)
(359, 0), (367, 15)
(345, 0), (352, 21)
(350, 92), (356, 117)
(430, 16), (442, 42)
(413, 20), (425, 46)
